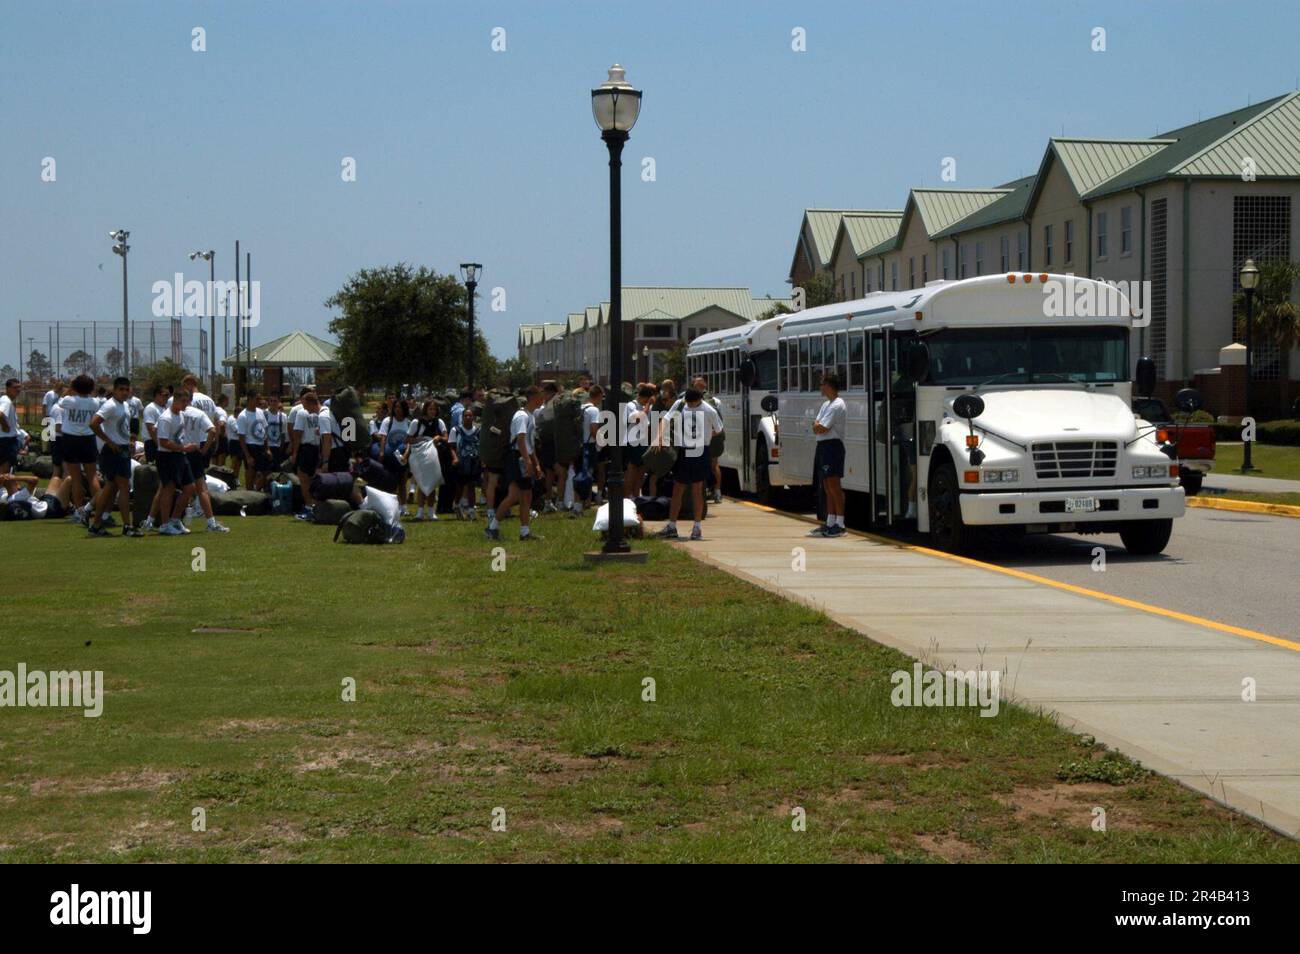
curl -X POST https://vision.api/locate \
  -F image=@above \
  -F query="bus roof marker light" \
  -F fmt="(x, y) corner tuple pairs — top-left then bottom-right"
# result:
(915, 311), (923, 321)
(1022, 274), (1032, 283)
(1006, 274), (1016, 284)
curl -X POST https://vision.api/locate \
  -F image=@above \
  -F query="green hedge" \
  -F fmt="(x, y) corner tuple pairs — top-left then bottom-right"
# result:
(1212, 419), (1300, 445)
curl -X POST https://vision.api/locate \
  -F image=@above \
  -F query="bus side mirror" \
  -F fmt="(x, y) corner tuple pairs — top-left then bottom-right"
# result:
(1135, 356), (1156, 397)
(1174, 387), (1202, 414)
(760, 395), (778, 413)
(953, 394), (984, 420)
(907, 341), (930, 382)
(739, 358), (757, 388)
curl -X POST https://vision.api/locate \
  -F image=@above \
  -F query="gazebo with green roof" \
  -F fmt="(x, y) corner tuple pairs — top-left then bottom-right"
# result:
(221, 329), (339, 395)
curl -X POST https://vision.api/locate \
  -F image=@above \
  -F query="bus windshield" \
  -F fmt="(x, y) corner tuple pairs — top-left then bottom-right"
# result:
(922, 326), (1128, 385)
(752, 349), (778, 391)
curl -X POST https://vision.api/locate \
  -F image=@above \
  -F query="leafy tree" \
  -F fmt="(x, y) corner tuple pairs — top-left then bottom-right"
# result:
(104, 347), (124, 377)
(753, 294), (795, 323)
(326, 264), (472, 393)
(27, 350), (52, 380)
(795, 272), (837, 310)
(662, 342), (687, 387)
(494, 356), (532, 391)
(0, 364), (17, 382)
(1235, 259), (1300, 412)
(63, 349), (97, 376)
(131, 357), (193, 391)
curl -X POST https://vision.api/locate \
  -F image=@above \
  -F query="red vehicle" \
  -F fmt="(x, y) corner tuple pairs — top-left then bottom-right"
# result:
(1132, 396), (1216, 495)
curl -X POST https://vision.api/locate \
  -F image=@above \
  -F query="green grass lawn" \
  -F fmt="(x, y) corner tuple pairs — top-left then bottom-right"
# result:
(1214, 442), (1300, 480)
(1, 513), (1296, 863)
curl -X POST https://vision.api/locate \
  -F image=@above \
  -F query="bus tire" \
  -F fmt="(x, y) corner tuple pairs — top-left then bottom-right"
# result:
(755, 440), (780, 506)
(1118, 518), (1172, 556)
(928, 460), (969, 552)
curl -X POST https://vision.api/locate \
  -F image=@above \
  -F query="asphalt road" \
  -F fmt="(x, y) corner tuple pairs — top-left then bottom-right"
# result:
(766, 498), (1300, 641)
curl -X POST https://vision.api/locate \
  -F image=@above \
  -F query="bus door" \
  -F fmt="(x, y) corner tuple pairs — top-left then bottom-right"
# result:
(868, 326), (894, 525)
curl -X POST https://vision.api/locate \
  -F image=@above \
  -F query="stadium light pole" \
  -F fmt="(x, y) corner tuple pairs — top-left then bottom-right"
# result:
(587, 64), (645, 563)
(1239, 258), (1260, 473)
(190, 250), (216, 392)
(460, 263), (482, 388)
(110, 230), (130, 376)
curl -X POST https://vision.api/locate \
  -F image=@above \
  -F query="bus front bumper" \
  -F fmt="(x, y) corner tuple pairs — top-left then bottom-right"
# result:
(958, 485), (1185, 526)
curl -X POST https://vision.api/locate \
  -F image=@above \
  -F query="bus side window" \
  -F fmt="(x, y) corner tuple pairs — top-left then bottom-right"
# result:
(798, 337), (809, 391)
(836, 332), (848, 385)
(850, 332), (865, 389)
(778, 342), (787, 392)
(809, 335), (822, 388)
(871, 336), (883, 394)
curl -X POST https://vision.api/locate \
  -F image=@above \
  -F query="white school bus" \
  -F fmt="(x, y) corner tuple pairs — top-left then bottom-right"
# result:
(773, 273), (1188, 554)
(685, 317), (787, 498)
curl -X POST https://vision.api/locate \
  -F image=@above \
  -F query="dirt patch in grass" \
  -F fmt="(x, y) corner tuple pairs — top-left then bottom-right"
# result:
(916, 833), (981, 863)
(28, 768), (180, 796)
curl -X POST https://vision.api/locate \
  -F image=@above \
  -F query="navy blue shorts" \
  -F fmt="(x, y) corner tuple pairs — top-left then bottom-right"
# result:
(296, 443), (320, 477)
(625, 443), (647, 466)
(51, 435), (65, 467)
(672, 446), (710, 484)
(246, 444), (272, 472)
(144, 439), (157, 464)
(98, 446), (133, 481)
(507, 450), (533, 490)
(158, 451), (195, 488)
(62, 434), (97, 465)
(0, 438), (18, 468)
(815, 439), (845, 479)
(186, 451), (207, 483)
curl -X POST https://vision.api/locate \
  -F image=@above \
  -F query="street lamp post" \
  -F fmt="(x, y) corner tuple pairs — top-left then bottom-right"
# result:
(587, 64), (644, 562)
(460, 263), (482, 388)
(110, 230), (130, 376)
(1239, 258), (1260, 473)
(190, 250), (216, 393)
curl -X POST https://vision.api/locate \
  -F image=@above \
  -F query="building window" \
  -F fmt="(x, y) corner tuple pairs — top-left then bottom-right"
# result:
(850, 271), (856, 299)
(942, 247), (951, 279)
(975, 241), (984, 276)
(999, 235), (1009, 272)
(1044, 224), (1054, 267)
(958, 244), (967, 278)
(878, 263), (885, 289)
(1121, 206), (1132, 255)
(908, 257), (915, 289)
(1017, 231), (1026, 270)
(922, 254), (928, 284)
(891, 261), (898, 291)
(641, 323), (674, 339)
(1097, 211), (1108, 259)
(1233, 195), (1292, 380)
(1064, 220), (1074, 264)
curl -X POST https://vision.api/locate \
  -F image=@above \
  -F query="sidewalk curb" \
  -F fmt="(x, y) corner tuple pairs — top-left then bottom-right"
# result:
(1188, 496), (1300, 519)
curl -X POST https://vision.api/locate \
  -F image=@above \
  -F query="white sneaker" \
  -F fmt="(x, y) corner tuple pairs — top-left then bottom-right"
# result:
(140, 517), (155, 532)
(207, 520), (231, 532)
(177, 520), (192, 534)
(905, 503), (917, 520)
(159, 521), (184, 536)
(428, 511), (439, 521)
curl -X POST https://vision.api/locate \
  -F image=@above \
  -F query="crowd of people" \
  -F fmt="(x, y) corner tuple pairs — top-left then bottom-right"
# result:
(1, 370), (747, 543)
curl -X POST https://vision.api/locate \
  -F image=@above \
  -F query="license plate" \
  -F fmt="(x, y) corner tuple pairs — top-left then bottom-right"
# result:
(1064, 497), (1097, 513)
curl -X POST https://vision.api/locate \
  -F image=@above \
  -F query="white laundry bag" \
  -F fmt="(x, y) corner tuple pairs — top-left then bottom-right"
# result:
(408, 440), (443, 496)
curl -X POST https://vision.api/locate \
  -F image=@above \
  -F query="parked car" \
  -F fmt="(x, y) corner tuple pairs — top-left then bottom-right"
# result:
(1132, 396), (1216, 495)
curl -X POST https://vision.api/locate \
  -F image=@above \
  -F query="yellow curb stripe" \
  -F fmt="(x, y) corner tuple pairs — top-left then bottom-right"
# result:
(734, 498), (1300, 653)
(1187, 496), (1300, 519)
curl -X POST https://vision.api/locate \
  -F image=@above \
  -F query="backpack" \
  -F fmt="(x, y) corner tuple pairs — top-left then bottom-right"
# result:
(333, 508), (402, 544)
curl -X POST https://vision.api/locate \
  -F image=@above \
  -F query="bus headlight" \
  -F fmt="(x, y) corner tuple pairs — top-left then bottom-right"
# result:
(982, 468), (1019, 483)
(1132, 465), (1170, 479)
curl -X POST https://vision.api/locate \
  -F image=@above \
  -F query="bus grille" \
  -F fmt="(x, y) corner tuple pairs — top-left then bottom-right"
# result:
(1032, 441), (1118, 479)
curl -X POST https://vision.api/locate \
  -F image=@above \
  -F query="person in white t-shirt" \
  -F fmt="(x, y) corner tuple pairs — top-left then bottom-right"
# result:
(290, 391), (324, 519)
(154, 388), (219, 535)
(0, 377), (20, 477)
(56, 374), (103, 521)
(236, 390), (271, 491)
(182, 375), (219, 461)
(809, 371), (848, 538)
(654, 387), (723, 541)
(264, 393), (289, 470)
(86, 377), (141, 537)
(574, 385), (604, 511)
(486, 386), (544, 542)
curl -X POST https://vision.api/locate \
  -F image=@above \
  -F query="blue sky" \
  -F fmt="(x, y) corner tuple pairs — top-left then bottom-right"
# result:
(3, 0), (1298, 371)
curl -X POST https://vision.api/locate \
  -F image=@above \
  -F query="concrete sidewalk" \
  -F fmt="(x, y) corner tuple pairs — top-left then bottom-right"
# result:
(666, 502), (1300, 836)
(1204, 471), (1300, 494)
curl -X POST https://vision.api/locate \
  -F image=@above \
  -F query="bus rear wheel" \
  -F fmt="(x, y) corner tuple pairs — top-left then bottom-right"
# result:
(1118, 519), (1173, 556)
(928, 461), (969, 552)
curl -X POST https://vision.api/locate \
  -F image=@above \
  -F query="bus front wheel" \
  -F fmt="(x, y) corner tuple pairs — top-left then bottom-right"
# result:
(755, 441), (779, 506)
(1118, 519), (1173, 556)
(928, 461), (969, 552)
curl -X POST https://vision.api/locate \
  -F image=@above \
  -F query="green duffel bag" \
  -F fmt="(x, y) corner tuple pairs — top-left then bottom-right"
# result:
(330, 386), (367, 452)
(552, 391), (583, 466)
(210, 489), (271, 516)
(643, 444), (677, 478)
(709, 432), (726, 459)
(333, 508), (396, 544)
(132, 463), (159, 527)
(480, 391), (521, 469)
(312, 499), (352, 525)
(31, 456), (54, 479)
